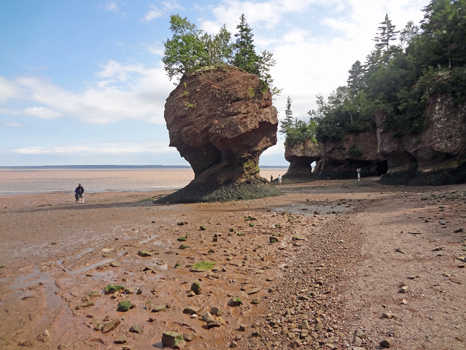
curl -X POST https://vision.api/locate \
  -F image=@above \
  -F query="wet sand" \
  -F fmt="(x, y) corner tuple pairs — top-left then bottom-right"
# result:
(0, 179), (465, 349)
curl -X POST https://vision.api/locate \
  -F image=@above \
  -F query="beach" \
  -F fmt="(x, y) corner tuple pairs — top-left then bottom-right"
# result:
(0, 179), (465, 349)
(0, 168), (287, 196)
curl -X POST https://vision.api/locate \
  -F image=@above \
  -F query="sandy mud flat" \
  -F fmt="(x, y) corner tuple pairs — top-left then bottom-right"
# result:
(0, 179), (465, 349)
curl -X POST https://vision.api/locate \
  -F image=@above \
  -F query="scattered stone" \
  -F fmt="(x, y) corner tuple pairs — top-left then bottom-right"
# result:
(380, 339), (393, 348)
(266, 277), (274, 282)
(162, 332), (186, 349)
(248, 287), (261, 295)
(191, 281), (202, 294)
(117, 301), (132, 312)
(395, 248), (407, 254)
(183, 332), (196, 342)
(151, 304), (166, 312)
(138, 250), (153, 257)
(269, 236), (278, 243)
(200, 226), (207, 231)
(110, 261), (121, 267)
(251, 298), (260, 304)
(114, 334), (127, 343)
(183, 306), (202, 315)
(230, 340), (238, 348)
(399, 286), (408, 293)
(102, 319), (121, 334)
(177, 221), (188, 226)
(130, 325), (144, 334)
(228, 297), (243, 306)
(76, 301), (95, 309)
(105, 284), (125, 294)
(454, 228), (464, 233)
(383, 312), (395, 319)
(179, 244), (189, 249)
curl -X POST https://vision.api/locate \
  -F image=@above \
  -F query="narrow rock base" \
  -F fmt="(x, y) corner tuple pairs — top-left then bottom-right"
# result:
(156, 179), (282, 204)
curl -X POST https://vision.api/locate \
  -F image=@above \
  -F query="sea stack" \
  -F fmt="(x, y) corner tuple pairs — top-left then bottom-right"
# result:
(157, 65), (281, 203)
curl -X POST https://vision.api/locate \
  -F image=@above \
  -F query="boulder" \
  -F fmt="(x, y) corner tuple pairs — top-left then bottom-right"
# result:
(157, 66), (281, 203)
(284, 139), (321, 180)
(162, 332), (186, 349)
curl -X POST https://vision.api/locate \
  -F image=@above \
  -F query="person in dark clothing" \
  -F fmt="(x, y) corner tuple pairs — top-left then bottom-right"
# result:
(75, 183), (84, 204)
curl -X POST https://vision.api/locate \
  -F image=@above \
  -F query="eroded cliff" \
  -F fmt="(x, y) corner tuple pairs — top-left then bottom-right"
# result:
(378, 96), (466, 185)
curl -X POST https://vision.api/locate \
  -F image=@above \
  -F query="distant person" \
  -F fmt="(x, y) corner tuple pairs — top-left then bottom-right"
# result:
(278, 174), (282, 186)
(357, 168), (361, 181)
(326, 173), (330, 180)
(75, 183), (84, 204)
(270, 175), (273, 182)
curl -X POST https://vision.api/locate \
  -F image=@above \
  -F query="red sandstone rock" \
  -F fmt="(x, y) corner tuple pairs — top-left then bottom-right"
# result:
(159, 66), (281, 203)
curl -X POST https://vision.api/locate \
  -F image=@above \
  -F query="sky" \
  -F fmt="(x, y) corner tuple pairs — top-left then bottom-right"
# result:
(0, 0), (430, 166)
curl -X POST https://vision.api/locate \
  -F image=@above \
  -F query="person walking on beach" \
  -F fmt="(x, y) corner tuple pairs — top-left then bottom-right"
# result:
(75, 183), (84, 204)
(270, 175), (273, 183)
(326, 173), (330, 180)
(357, 168), (361, 181)
(277, 174), (282, 186)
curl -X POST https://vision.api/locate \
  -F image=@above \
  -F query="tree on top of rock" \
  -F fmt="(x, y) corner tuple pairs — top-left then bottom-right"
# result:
(232, 14), (260, 76)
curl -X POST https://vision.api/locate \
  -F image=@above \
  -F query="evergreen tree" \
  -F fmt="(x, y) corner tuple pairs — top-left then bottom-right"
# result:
(347, 60), (365, 94)
(280, 96), (294, 135)
(374, 14), (399, 52)
(233, 14), (260, 75)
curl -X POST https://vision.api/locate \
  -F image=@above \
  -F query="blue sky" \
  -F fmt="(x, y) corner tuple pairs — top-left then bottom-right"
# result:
(0, 0), (429, 166)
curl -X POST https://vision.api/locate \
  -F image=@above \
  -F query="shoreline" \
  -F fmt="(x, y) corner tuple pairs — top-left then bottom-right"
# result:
(1, 180), (465, 349)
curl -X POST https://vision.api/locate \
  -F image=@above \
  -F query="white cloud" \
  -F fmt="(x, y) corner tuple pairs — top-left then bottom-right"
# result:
(104, 1), (121, 12)
(0, 76), (22, 103)
(24, 107), (61, 119)
(3, 121), (23, 128)
(144, 5), (163, 22)
(4, 61), (173, 125)
(143, 2), (181, 22)
(15, 141), (176, 155)
(0, 107), (21, 115)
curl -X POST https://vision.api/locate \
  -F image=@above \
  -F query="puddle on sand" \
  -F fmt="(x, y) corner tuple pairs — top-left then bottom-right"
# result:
(139, 234), (159, 244)
(74, 247), (95, 259)
(64, 259), (114, 275)
(9, 267), (54, 290)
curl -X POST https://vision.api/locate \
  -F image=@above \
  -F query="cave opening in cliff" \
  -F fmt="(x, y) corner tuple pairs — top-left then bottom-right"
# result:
(375, 160), (388, 175)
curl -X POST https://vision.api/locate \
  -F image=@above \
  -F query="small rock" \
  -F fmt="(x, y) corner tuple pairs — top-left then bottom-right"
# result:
(183, 306), (201, 315)
(102, 319), (121, 334)
(229, 341), (238, 348)
(130, 325), (144, 334)
(138, 250), (153, 257)
(183, 332), (196, 342)
(380, 339), (393, 348)
(151, 304), (166, 312)
(117, 301), (132, 312)
(114, 334), (127, 343)
(382, 312), (395, 319)
(191, 281), (202, 294)
(162, 332), (186, 349)
(228, 297), (243, 306)
(399, 286), (408, 293)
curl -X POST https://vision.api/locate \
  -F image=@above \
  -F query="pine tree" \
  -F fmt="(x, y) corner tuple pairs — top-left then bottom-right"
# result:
(233, 14), (260, 75)
(279, 96), (294, 135)
(347, 60), (365, 94)
(374, 14), (399, 51)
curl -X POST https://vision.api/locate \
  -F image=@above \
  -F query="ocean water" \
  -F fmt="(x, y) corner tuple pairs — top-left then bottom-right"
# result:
(0, 167), (288, 196)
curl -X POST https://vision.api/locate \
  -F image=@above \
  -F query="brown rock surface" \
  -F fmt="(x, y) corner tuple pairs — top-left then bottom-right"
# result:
(283, 139), (321, 179)
(377, 96), (466, 185)
(158, 65), (281, 203)
(318, 130), (387, 179)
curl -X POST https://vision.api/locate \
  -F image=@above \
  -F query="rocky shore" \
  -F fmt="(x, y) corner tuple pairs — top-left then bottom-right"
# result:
(0, 179), (465, 349)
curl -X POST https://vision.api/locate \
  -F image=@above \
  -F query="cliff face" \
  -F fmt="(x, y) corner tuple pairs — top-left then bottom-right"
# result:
(158, 66), (282, 203)
(378, 97), (466, 185)
(283, 139), (321, 178)
(317, 131), (387, 179)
